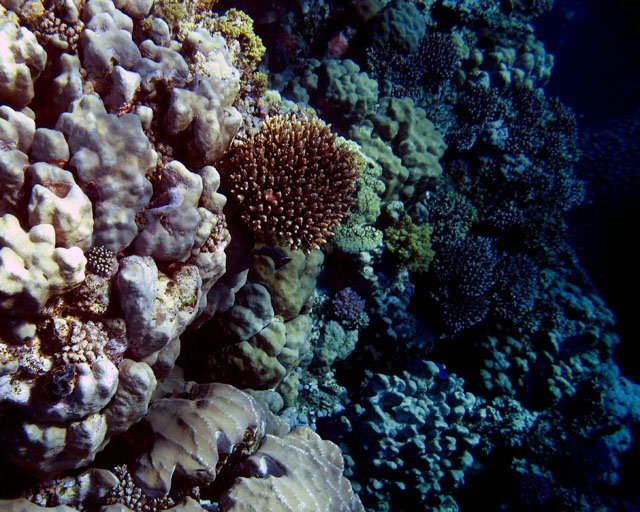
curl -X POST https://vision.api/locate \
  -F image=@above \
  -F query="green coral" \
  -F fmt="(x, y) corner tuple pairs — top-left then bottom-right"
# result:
(333, 223), (383, 254)
(215, 8), (265, 71)
(332, 138), (386, 254)
(384, 215), (435, 273)
(143, 0), (217, 36)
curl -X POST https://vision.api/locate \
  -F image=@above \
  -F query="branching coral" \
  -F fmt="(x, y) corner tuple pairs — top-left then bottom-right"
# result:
(225, 112), (360, 252)
(384, 214), (435, 274)
(211, 9), (265, 72)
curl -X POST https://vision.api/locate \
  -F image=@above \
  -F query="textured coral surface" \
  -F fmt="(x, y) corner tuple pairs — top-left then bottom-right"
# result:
(0, 0), (638, 511)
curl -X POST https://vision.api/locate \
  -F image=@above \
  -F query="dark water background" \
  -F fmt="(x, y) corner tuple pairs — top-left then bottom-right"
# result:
(536, 0), (640, 382)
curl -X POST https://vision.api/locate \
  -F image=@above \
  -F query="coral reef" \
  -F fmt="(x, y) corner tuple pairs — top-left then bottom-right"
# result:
(0, 1), (638, 512)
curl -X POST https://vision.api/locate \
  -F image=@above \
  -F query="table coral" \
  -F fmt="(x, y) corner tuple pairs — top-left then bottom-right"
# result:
(220, 427), (364, 512)
(131, 382), (270, 496)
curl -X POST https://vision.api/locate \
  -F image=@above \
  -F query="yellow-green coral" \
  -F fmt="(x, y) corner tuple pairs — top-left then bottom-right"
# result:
(333, 223), (383, 254)
(384, 215), (435, 274)
(142, 0), (184, 32)
(143, 0), (215, 35)
(214, 9), (265, 71)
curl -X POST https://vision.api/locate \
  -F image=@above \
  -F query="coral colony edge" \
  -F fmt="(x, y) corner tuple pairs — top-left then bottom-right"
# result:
(0, 0), (638, 511)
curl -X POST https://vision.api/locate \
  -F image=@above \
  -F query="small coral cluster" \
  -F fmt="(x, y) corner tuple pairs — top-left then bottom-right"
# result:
(384, 214), (434, 274)
(332, 287), (366, 323)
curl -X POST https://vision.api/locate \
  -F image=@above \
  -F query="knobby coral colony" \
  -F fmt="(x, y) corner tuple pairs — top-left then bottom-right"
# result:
(225, 112), (360, 252)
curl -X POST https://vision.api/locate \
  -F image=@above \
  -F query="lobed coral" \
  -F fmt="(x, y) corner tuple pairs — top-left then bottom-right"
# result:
(0, 214), (86, 313)
(349, 96), (448, 201)
(336, 360), (483, 512)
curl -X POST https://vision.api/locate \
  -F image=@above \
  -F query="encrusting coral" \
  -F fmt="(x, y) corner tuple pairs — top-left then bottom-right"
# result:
(225, 112), (361, 252)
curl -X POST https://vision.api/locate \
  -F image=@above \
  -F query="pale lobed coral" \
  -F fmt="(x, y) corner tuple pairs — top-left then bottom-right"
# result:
(0, 0), (239, 480)
(27, 163), (94, 251)
(0, 214), (86, 313)
(56, 93), (156, 253)
(117, 256), (202, 360)
(0, 18), (47, 108)
(134, 160), (204, 262)
(165, 28), (242, 165)
(0, 1), (370, 509)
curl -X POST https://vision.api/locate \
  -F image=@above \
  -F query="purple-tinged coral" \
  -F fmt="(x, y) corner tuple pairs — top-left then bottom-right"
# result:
(331, 287), (366, 323)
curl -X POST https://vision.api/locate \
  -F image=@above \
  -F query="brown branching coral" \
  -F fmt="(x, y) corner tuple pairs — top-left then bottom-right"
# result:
(225, 113), (360, 252)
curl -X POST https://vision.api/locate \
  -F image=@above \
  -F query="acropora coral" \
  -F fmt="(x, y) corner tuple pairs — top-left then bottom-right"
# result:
(225, 112), (360, 252)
